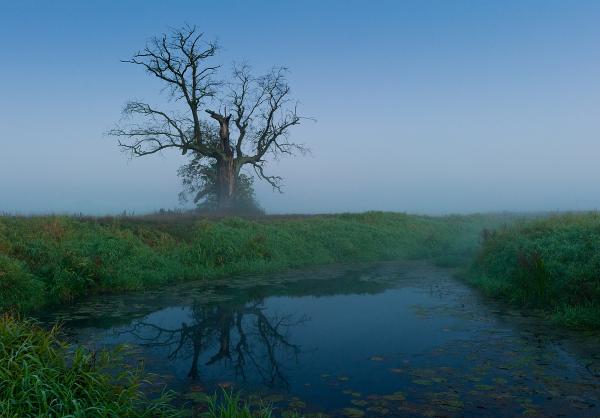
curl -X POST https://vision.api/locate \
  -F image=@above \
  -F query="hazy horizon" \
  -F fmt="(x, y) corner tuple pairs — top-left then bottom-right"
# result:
(1, 1), (599, 215)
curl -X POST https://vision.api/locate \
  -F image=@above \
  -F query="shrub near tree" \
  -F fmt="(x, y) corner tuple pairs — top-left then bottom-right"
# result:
(178, 158), (264, 215)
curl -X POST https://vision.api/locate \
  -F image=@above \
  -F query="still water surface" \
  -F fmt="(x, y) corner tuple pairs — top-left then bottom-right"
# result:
(42, 262), (600, 417)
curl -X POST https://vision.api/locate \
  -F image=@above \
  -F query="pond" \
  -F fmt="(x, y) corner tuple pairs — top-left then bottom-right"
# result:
(41, 262), (600, 417)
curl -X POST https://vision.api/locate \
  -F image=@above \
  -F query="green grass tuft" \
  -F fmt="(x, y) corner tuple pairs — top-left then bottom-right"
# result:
(207, 390), (273, 418)
(0, 315), (179, 417)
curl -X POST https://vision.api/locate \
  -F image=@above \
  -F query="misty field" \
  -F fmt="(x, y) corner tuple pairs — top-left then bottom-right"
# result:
(0, 212), (509, 313)
(3, 211), (600, 329)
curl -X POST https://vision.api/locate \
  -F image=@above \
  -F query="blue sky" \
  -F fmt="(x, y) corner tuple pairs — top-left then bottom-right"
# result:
(1, 1), (599, 214)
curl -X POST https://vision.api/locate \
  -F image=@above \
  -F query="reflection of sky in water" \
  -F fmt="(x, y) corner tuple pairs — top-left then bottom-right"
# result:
(47, 262), (600, 416)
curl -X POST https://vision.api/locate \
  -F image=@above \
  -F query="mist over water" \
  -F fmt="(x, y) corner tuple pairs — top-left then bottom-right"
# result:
(1, 0), (599, 215)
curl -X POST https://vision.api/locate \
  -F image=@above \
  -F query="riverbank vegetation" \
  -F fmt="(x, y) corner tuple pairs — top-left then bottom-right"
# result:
(0, 211), (513, 415)
(0, 212), (513, 313)
(0, 313), (316, 417)
(0, 315), (179, 417)
(468, 212), (600, 330)
(3, 211), (600, 416)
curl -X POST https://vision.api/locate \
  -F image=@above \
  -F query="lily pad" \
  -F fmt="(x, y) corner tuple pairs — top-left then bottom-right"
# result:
(182, 392), (210, 403)
(413, 379), (432, 385)
(263, 394), (285, 403)
(289, 399), (307, 409)
(341, 407), (365, 417)
(383, 391), (406, 401)
(366, 406), (390, 415)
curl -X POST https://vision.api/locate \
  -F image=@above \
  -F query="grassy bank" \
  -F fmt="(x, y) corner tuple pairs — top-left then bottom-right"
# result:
(0, 315), (179, 417)
(0, 212), (512, 313)
(467, 212), (600, 330)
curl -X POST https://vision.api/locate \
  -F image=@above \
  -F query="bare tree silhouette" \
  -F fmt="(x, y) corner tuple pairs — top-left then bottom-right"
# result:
(124, 300), (307, 388)
(109, 25), (308, 211)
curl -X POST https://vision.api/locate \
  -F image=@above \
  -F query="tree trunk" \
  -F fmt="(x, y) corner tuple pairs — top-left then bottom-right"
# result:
(216, 157), (237, 212)
(206, 110), (238, 212)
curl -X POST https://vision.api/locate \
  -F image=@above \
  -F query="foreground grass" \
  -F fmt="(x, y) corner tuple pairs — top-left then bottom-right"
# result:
(0, 315), (179, 417)
(206, 391), (275, 418)
(0, 212), (512, 313)
(0, 313), (327, 417)
(468, 212), (600, 329)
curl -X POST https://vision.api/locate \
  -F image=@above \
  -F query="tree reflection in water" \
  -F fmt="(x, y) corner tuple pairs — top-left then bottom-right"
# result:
(116, 266), (394, 390)
(124, 300), (308, 388)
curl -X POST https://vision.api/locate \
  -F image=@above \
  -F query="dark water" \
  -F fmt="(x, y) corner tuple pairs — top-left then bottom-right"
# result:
(41, 262), (600, 417)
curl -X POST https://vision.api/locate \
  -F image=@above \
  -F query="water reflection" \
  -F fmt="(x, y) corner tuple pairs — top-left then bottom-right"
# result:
(123, 300), (307, 387)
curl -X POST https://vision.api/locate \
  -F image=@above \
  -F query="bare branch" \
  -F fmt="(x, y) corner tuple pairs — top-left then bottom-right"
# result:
(252, 161), (283, 192)
(112, 26), (220, 156)
(223, 65), (306, 191)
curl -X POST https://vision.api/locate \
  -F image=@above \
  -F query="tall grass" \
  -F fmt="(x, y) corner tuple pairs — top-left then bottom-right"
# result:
(0, 212), (512, 313)
(468, 213), (600, 329)
(207, 390), (273, 418)
(0, 315), (179, 417)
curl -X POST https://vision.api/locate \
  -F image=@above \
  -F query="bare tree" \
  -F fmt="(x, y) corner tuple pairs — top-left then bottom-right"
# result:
(109, 25), (307, 211)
